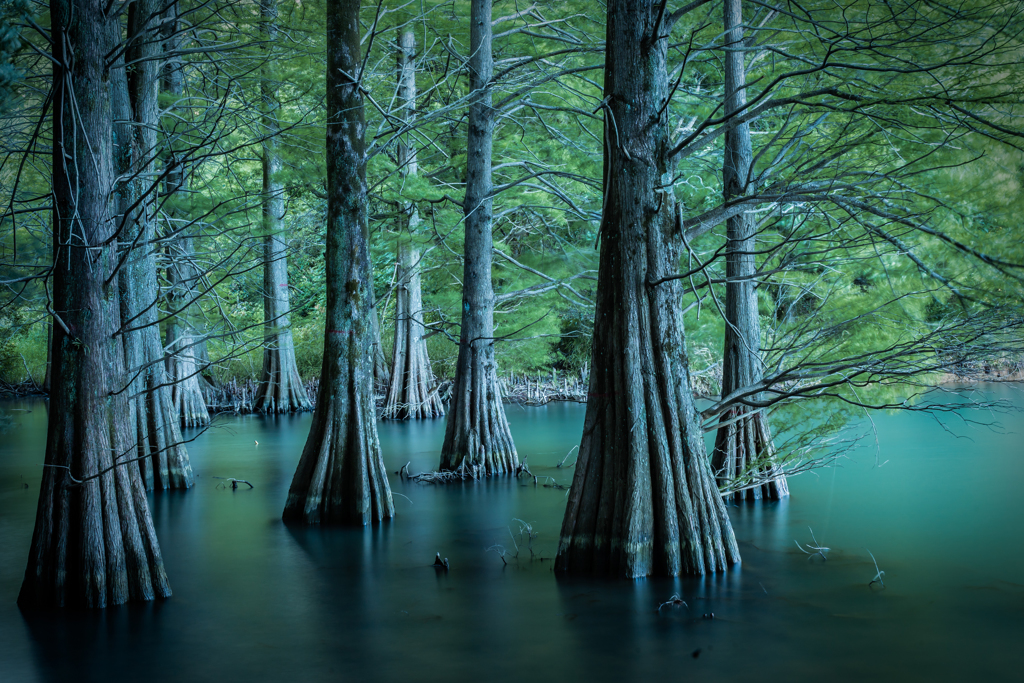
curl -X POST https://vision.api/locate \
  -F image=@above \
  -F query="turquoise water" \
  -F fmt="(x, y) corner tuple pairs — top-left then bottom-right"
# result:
(1, 386), (1022, 681)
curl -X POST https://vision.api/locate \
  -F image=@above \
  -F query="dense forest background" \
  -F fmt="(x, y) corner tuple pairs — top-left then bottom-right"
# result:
(3, 0), (1021, 405)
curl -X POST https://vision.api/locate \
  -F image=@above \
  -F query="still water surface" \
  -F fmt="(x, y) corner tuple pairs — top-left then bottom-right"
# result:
(1, 387), (1023, 682)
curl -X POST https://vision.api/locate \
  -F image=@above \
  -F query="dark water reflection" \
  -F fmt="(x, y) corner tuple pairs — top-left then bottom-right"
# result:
(2, 388), (1023, 681)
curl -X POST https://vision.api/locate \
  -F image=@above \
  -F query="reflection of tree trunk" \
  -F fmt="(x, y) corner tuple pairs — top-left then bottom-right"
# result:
(439, 0), (518, 473)
(20, 0), (171, 608)
(114, 0), (194, 490)
(555, 0), (740, 578)
(282, 0), (393, 525)
(161, 1), (210, 428)
(383, 30), (444, 420)
(254, 0), (311, 414)
(712, 0), (787, 501)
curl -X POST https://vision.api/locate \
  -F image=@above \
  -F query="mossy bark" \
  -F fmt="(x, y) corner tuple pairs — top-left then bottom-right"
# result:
(555, 0), (740, 578)
(20, 0), (171, 608)
(438, 0), (518, 474)
(282, 0), (393, 525)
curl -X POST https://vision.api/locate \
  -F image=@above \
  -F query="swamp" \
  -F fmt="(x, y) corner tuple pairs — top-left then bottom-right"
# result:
(1, 0), (1024, 680)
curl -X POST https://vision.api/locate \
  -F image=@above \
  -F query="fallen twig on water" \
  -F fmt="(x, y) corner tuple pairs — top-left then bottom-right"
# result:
(867, 549), (885, 588)
(556, 445), (579, 468)
(214, 477), (253, 489)
(657, 594), (688, 611)
(794, 526), (829, 561)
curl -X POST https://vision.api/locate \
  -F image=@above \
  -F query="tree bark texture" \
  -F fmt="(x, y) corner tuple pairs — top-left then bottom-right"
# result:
(282, 0), (394, 525)
(711, 0), (788, 501)
(254, 0), (311, 414)
(165, 239), (210, 427)
(555, 0), (740, 578)
(161, 1), (210, 427)
(20, 0), (171, 608)
(113, 0), (194, 490)
(438, 0), (518, 474)
(383, 30), (444, 420)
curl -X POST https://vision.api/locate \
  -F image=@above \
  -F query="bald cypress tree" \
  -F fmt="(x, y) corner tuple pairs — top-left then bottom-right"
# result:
(555, 0), (740, 578)
(254, 0), (311, 414)
(282, 0), (393, 525)
(382, 29), (445, 421)
(20, 0), (171, 608)
(711, 0), (788, 501)
(438, 0), (518, 475)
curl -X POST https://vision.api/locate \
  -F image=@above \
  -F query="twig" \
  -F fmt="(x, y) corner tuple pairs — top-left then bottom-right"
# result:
(867, 549), (886, 588)
(794, 526), (829, 560)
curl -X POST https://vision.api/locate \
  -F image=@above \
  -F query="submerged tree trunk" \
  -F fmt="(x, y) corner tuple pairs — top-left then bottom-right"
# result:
(161, 1), (210, 428)
(555, 0), (740, 578)
(113, 0), (194, 490)
(383, 30), (444, 420)
(254, 0), (311, 414)
(282, 0), (394, 525)
(20, 0), (172, 608)
(438, 0), (518, 473)
(711, 0), (788, 501)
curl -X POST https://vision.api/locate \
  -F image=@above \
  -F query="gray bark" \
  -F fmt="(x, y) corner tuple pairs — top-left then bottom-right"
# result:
(254, 0), (311, 414)
(282, 0), (394, 525)
(555, 0), (740, 578)
(113, 0), (194, 490)
(161, 1), (210, 428)
(20, 0), (171, 608)
(383, 30), (444, 420)
(711, 0), (788, 501)
(438, 0), (518, 474)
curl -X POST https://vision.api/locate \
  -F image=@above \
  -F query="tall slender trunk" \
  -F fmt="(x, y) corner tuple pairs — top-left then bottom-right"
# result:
(438, 0), (518, 474)
(711, 0), (788, 501)
(161, 2), (210, 428)
(254, 0), (311, 414)
(383, 30), (444, 420)
(20, 0), (171, 608)
(282, 0), (394, 525)
(555, 0), (740, 578)
(114, 0), (194, 490)
(43, 321), (51, 392)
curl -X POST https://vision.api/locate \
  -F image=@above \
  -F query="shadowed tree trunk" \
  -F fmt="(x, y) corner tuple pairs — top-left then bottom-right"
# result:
(161, 2), (210, 428)
(113, 0), (194, 490)
(370, 300), (390, 393)
(438, 0), (518, 474)
(711, 0), (788, 501)
(253, 0), (311, 414)
(555, 0), (740, 578)
(383, 29), (444, 420)
(19, 0), (172, 608)
(282, 0), (394, 525)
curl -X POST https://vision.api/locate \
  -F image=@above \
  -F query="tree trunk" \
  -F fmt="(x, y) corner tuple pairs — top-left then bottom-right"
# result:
(161, 1), (210, 428)
(43, 321), (51, 392)
(282, 0), (394, 525)
(711, 0), (788, 501)
(370, 299), (390, 393)
(254, 0), (311, 414)
(19, 0), (172, 608)
(383, 30), (444, 420)
(555, 0), (740, 578)
(438, 0), (518, 474)
(113, 0), (194, 490)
